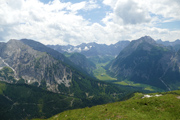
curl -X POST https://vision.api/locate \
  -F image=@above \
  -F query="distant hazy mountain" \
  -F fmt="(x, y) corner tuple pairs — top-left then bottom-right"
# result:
(107, 36), (180, 91)
(156, 39), (180, 51)
(47, 41), (130, 58)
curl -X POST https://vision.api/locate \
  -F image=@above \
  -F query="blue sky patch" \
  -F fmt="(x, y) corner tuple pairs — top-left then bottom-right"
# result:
(157, 21), (180, 31)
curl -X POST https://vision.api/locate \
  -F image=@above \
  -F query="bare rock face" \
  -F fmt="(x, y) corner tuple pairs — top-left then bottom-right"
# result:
(0, 39), (72, 93)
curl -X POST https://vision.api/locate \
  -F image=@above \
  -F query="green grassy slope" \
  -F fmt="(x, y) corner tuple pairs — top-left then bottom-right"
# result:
(38, 90), (180, 120)
(93, 62), (117, 81)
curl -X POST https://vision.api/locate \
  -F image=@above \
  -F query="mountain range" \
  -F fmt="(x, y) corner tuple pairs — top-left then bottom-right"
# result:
(156, 39), (180, 51)
(1, 36), (180, 120)
(47, 41), (130, 58)
(0, 39), (131, 120)
(47, 36), (180, 91)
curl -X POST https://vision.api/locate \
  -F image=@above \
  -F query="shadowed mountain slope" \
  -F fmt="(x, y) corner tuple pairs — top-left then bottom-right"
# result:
(107, 36), (180, 91)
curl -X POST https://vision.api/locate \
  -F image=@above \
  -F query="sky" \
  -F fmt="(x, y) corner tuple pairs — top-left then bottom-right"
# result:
(0, 0), (180, 45)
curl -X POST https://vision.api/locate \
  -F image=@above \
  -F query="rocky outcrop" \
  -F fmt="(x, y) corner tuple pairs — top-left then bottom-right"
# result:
(0, 39), (72, 92)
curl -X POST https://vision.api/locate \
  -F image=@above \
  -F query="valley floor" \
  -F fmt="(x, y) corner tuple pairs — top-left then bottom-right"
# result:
(93, 62), (163, 92)
(93, 62), (117, 81)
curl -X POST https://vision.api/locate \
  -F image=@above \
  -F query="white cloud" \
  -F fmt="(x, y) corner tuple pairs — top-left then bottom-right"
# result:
(67, 1), (86, 12)
(0, 0), (104, 45)
(85, 0), (101, 11)
(0, 0), (92, 45)
(0, 0), (179, 46)
(103, 0), (180, 23)
(67, 0), (100, 12)
(100, 0), (180, 42)
(103, 0), (118, 8)
(114, 0), (151, 24)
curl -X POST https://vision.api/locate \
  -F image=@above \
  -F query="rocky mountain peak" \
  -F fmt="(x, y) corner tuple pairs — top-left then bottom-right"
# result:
(138, 36), (155, 43)
(131, 36), (156, 49)
(4, 39), (42, 59)
(116, 36), (157, 59)
(7, 39), (23, 48)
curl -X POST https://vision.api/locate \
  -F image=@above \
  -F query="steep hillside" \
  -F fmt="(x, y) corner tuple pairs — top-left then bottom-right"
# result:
(0, 81), (133, 120)
(65, 52), (96, 75)
(0, 39), (72, 92)
(21, 39), (96, 76)
(107, 36), (180, 91)
(0, 81), (81, 120)
(36, 90), (180, 120)
(21, 39), (73, 66)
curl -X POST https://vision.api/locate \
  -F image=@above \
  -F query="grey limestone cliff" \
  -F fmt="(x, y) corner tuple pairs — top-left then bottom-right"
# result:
(0, 39), (72, 92)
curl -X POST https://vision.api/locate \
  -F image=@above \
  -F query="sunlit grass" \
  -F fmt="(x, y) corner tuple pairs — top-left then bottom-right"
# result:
(115, 81), (129, 85)
(115, 80), (157, 92)
(0, 82), (6, 94)
(144, 87), (155, 91)
(93, 62), (117, 81)
(37, 90), (180, 120)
